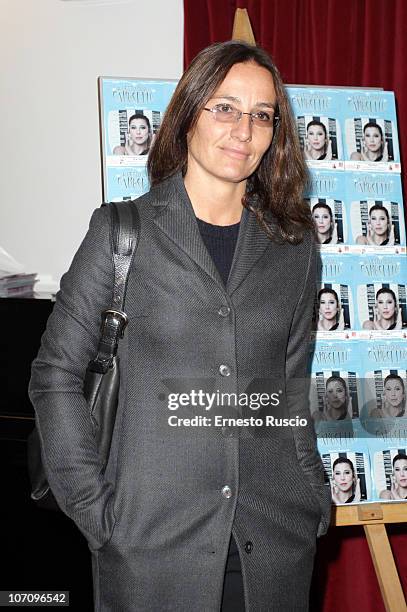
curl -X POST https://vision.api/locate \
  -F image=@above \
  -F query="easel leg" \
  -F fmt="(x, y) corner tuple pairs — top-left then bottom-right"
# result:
(364, 524), (406, 612)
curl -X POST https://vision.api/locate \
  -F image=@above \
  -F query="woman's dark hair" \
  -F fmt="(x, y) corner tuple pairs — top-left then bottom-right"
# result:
(384, 374), (405, 393)
(128, 113), (152, 149)
(318, 288), (340, 323)
(363, 121), (383, 138)
(393, 453), (407, 467)
(306, 120), (328, 156)
(368, 204), (390, 240)
(148, 41), (312, 243)
(332, 457), (355, 476)
(312, 202), (332, 219)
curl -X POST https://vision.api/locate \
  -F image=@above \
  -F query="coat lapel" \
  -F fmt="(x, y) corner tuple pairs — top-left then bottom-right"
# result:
(152, 173), (224, 288)
(151, 173), (272, 295)
(226, 207), (272, 296)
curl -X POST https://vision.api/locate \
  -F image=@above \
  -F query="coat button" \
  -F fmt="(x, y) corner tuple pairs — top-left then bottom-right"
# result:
(219, 364), (231, 377)
(218, 305), (231, 317)
(245, 541), (253, 554)
(221, 485), (232, 499)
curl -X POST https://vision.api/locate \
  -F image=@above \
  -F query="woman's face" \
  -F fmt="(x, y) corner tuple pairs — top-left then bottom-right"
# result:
(363, 126), (383, 152)
(376, 292), (396, 320)
(384, 379), (405, 408)
(306, 125), (326, 151)
(313, 207), (331, 235)
(186, 62), (277, 186)
(326, 380), (346, 408)
(393, 459), (407, 488)
(369, 210), (388, 236)
(333, 462), (354, 492)
(129, 118), (149, 145)
(319, 292), (338, 321)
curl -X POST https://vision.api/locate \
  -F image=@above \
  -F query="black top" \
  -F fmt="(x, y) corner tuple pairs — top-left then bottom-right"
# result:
(197, 218), (240, 285)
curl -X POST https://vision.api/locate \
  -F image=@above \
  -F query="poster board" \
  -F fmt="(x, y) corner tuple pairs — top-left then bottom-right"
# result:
(99, 77), (177, 202)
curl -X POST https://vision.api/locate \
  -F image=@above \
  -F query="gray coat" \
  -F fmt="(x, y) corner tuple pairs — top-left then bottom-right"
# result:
(29, 173), (331, 612)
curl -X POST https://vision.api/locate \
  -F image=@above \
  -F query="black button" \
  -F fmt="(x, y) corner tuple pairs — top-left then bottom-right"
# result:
(218, 305), (231, 317)
(244, 541), (253, 554)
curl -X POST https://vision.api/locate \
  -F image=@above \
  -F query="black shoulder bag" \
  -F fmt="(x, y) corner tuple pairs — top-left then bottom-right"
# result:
(27, 201), (140, 510)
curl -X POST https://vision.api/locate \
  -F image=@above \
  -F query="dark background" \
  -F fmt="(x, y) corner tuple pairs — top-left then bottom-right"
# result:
(1, 296), (93, 611)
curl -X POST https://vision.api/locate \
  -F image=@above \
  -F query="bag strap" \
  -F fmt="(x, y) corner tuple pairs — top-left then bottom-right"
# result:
(88, 202), (140, 374)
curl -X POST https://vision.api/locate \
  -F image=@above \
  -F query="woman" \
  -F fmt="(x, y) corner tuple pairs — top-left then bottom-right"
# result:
(311, 203), (338, 244)
(370, 375), (406, 418)
(363, 287), (402, 331)
(350, 122), (387, 162)
(29, 41), (330, 612)
(356, 204), (394, 246)
(317, 288), (344, 331)
(304, 120), (332, 160)
(380, 454), (407, 500)
(313, 376), (351, 422)
(113, 112), (152, 155)
(331, 457), (361, 504)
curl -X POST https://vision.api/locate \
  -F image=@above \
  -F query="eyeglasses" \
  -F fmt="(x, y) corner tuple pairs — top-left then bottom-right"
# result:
(203, 103), (279, 128)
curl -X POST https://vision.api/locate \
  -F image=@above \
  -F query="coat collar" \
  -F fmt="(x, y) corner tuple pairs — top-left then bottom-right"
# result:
(151, 172), (272, 295)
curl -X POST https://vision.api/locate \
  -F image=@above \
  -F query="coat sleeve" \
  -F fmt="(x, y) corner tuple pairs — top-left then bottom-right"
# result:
(28, 206), (117, 550)
(285, 233), (331, 537)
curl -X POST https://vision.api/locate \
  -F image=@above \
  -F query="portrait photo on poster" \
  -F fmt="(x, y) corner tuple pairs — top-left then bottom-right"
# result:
(357, 283), (407, 332)
(350, 200), (404, 248)
(314, 283), (354, 333)
(308, 198), (346, 245)
(109, 109), (159, 157)
(322, 451), (370, 504)
(310, 370), (360, 423)
(373, 448), (407, 501)
(361, 369), (407, 420)
(346, 118), (395, 163)
(296, 115), (342, 163)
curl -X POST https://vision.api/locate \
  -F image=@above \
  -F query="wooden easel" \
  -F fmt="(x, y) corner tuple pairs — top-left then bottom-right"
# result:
(333, 503), (407, 611)
(231, 8), (255, 45)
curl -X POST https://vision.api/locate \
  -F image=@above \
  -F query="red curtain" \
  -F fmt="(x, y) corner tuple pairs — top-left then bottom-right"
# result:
(184, 2), (407, 610)
(184, 0), (407, 189)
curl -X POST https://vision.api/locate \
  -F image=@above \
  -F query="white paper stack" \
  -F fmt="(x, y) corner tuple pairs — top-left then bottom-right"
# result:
(0, 246), (37, 297)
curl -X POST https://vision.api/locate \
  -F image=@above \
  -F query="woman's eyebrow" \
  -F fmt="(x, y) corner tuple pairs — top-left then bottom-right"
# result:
(210, 95), (277, 109)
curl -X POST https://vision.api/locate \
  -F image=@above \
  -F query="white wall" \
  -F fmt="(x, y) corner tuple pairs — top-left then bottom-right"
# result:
(0, 0), (183, 291)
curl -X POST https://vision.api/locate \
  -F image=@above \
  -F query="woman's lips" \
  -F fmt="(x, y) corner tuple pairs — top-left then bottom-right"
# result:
(221, 147), (250, 159)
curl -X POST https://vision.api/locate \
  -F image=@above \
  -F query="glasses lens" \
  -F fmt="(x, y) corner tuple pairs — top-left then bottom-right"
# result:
(251, 111), (276, 127)
(215, 108), (238, 123)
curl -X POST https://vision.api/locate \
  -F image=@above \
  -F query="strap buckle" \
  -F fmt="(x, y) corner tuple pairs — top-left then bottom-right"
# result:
(101, 309), (129, 338)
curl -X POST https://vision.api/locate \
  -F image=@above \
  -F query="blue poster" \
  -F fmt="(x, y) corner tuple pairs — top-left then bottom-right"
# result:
(305, 170), (349, 253)
(99, 77), (178, 201)
(354, 256), (407, 336)
(287, 87), (345, 170)
(313, 254), (355, 339)
(342, 90), (401, 173)
(346, 172), (406, 254)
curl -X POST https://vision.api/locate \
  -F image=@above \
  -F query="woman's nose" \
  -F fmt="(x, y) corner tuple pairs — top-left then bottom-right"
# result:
(230, 114), (253, 142)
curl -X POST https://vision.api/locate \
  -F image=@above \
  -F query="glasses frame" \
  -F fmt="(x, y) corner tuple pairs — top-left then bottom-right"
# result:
(203, 105), (280, 128)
